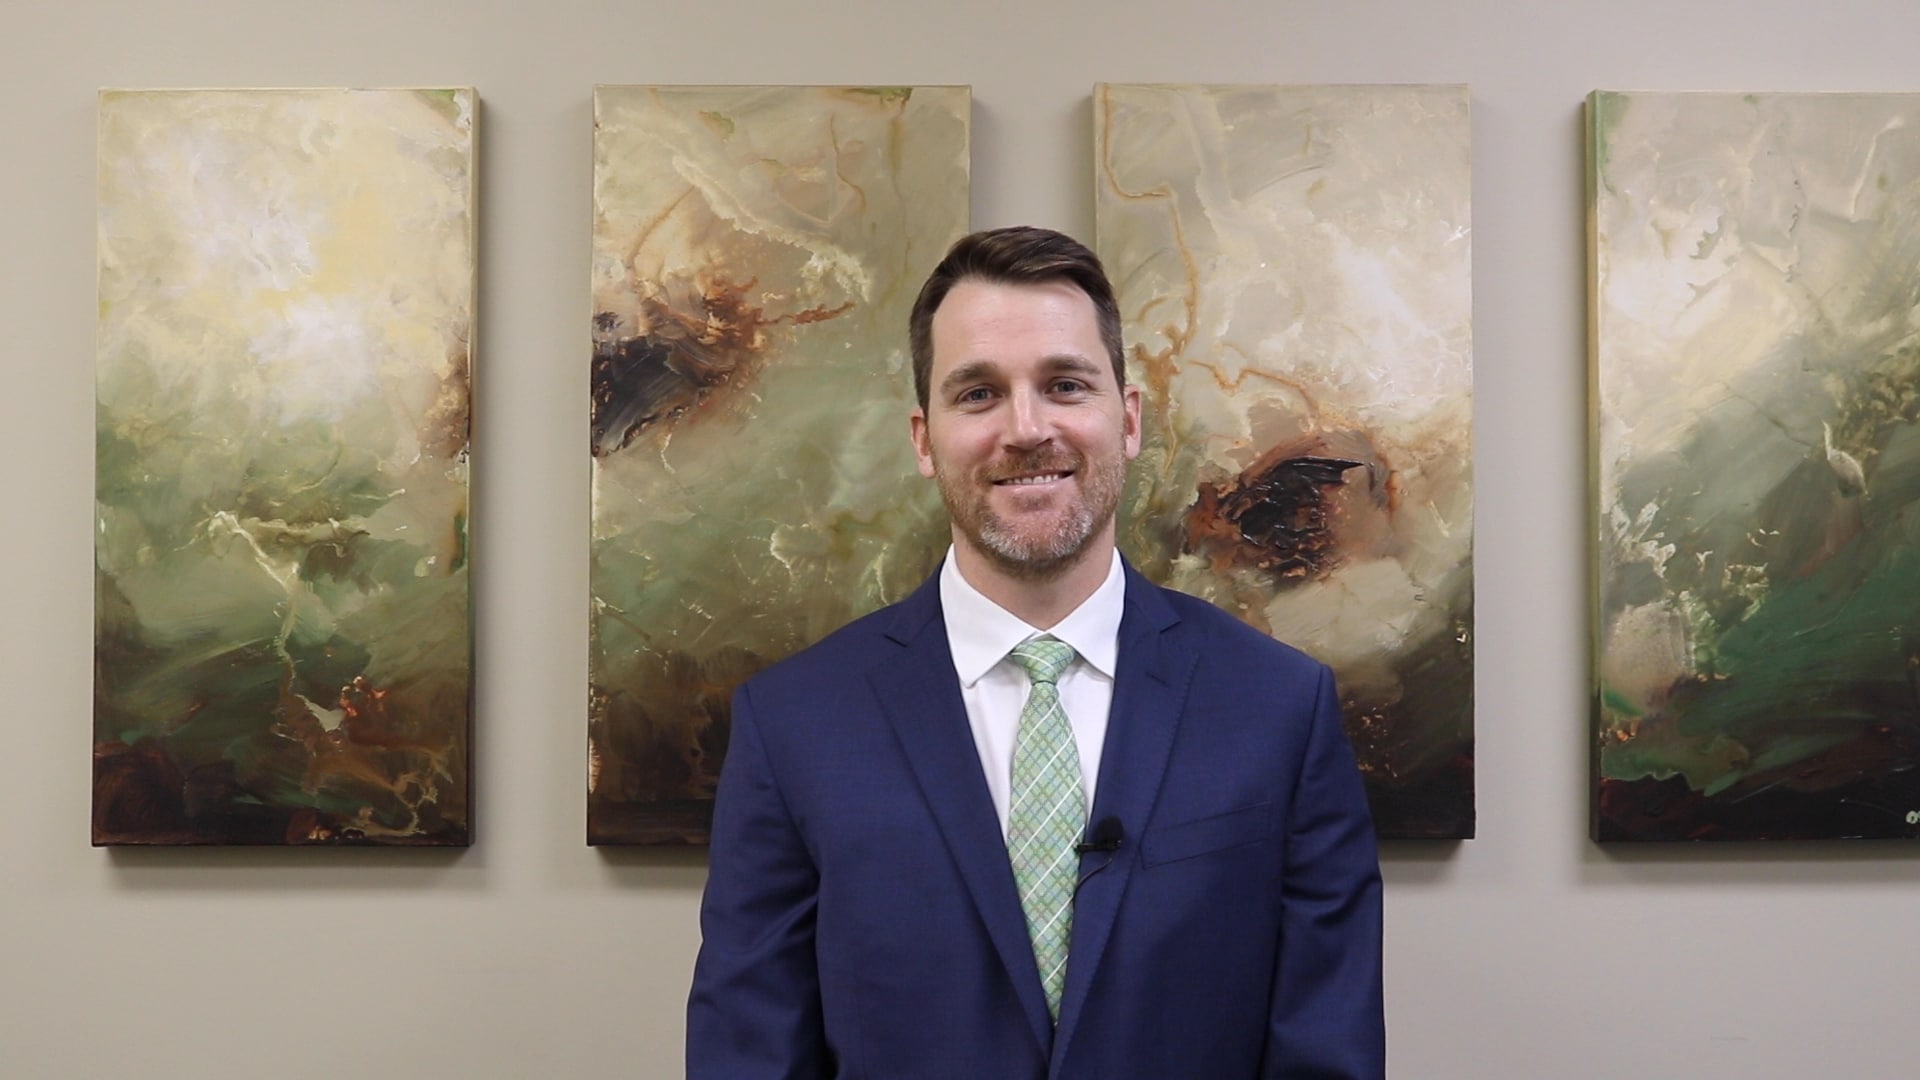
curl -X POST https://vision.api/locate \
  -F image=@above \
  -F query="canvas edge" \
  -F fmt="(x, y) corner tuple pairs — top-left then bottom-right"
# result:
(1585, 90), (1611, 843)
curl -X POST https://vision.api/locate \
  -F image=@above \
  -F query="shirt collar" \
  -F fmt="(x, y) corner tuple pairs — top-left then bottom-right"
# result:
(939, 546), (1126, 686)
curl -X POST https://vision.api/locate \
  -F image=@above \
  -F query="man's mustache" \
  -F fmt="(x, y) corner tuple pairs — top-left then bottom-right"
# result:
(983, 451), (1081, 483)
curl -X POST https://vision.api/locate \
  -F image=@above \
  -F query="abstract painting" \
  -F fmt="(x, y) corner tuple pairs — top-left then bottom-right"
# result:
(1096, 84), (1475, 838)
(1590, 91), (1920, 841)
(590, 86), (969, 844)
(95, 89), (475, 845)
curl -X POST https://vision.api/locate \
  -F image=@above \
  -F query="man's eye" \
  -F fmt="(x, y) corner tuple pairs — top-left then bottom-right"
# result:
(958, 386), (994, 403)
(1050, 379), (1086, 394)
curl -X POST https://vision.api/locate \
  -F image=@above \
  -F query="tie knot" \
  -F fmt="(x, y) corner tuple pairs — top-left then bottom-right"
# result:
(1008, 635), (1075, 687)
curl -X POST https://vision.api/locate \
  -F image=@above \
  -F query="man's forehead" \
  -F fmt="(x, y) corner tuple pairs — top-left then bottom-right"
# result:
(938, 276), (1097, 316)
(930, 279), (1103, 358)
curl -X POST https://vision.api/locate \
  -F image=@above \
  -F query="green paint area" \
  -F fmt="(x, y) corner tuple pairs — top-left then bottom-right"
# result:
(1601, 687), (1643, 718)
(1601, 413), (1920, 794)
(1587, 92), (1628, 201)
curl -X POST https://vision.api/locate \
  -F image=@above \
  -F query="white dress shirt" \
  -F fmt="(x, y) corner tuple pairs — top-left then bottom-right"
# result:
(938, 546), (1126, 837)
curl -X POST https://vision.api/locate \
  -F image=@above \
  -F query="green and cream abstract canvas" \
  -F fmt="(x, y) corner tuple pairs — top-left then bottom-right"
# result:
(95, 88), (475, 845)
(1590, 91), (1920, 841)
(1096, 84), (1474, 838)
(590, 85), (969, 844)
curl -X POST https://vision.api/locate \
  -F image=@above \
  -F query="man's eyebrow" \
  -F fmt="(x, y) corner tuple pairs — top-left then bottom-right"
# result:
(1039, 354), (1105, 377)
(938, 354), (1104, 394)
(939, 360), (998, 393)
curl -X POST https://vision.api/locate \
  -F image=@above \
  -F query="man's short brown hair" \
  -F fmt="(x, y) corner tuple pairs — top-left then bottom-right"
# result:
(908, 226), (1125, 410)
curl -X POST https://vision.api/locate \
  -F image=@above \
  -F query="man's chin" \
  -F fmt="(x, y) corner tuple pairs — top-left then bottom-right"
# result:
(971, 527), (1096, 582)
(986, 482), (1077, 517)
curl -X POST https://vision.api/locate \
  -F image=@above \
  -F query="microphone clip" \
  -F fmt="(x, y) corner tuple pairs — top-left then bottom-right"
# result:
(1074, 817), (1124, 855)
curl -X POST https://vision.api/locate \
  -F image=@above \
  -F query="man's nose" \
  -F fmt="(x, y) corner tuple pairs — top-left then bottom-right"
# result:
(1003, 386), (1051, 447)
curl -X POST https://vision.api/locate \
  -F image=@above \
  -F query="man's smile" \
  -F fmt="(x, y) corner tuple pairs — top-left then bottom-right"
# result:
(995, 470), (1073, 487)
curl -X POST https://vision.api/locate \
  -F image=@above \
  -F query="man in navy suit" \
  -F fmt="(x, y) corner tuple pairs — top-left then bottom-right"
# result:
(688, 226), (1383, 1078)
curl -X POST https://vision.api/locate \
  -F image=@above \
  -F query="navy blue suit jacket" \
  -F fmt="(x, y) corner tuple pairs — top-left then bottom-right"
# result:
(688, 560), (1384, 1079)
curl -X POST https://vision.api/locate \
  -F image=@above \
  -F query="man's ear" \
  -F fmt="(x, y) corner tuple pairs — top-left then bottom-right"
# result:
(1121, 384), (1143, 460)
(909, 408), (936, 478)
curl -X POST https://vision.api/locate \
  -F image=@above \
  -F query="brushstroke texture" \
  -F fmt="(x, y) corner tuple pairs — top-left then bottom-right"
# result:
(1591, 91), (1920, 840)
(1095, 84), (1475, 838)
(94, 88), (475, 845)
(589, 86), (969, 844)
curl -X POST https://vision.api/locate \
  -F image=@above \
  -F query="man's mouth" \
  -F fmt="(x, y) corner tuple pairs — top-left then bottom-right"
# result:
(996, 471), (1071, 486)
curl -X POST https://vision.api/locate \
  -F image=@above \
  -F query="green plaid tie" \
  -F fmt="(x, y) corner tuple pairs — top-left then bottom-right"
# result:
(1004, 635), (1084, 1023)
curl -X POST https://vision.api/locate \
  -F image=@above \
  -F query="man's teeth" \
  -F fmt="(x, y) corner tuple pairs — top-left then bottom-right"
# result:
(1002, 473), (1066, 485)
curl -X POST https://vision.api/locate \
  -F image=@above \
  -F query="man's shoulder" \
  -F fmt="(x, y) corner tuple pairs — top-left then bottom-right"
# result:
(1133, 573), (1328, 679)
(742, 587), (932, 696)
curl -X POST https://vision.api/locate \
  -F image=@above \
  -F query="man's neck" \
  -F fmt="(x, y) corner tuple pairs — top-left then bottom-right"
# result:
(948, 535), (1117, 630)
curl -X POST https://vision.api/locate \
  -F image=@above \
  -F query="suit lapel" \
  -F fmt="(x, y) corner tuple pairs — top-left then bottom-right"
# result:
(868, 575), (1055, 1055)
(1050, 566), (1195, 1071)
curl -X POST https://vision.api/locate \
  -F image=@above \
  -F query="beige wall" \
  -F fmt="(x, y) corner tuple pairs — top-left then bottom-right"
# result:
(6, 1), (1919, 1076)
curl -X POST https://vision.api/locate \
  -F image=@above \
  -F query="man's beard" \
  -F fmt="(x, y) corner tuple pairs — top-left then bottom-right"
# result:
(932, 446), (1127, 582)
